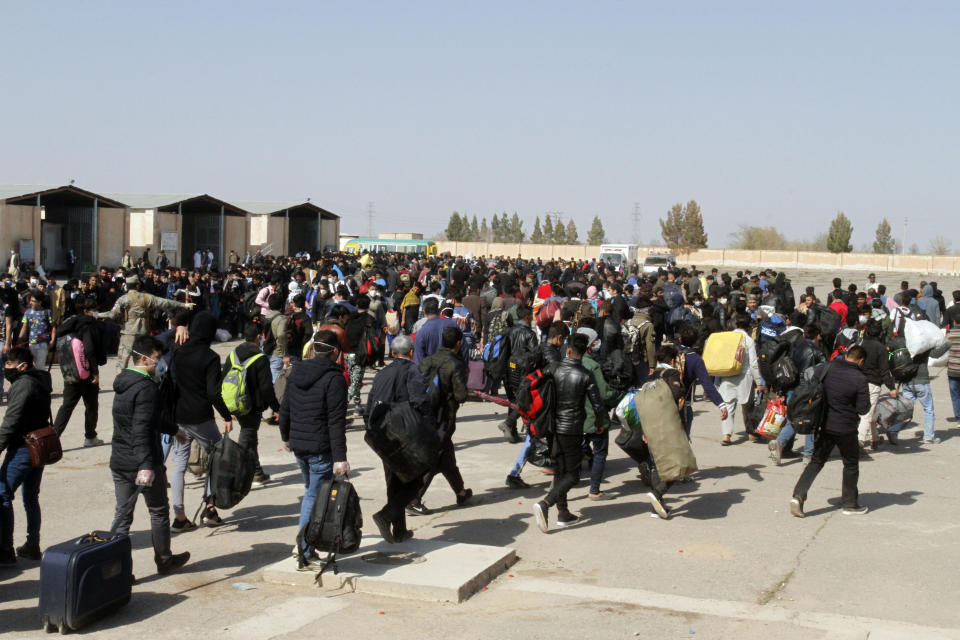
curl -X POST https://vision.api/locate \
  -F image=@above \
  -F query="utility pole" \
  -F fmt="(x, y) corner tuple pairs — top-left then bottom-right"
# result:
(367, 202), (375, 238)
(902, 216), (908, 254)
(632, 202), (642, 245)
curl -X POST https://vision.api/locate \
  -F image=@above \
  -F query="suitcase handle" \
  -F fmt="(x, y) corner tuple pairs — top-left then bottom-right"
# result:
(77, 532), (111, 544)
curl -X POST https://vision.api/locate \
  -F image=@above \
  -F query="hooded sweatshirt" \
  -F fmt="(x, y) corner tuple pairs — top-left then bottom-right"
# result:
(278, 357), (347, 460)
(173, 312), (232, 423)
(111, 368), (173, 472)
(918, 285), (942, 327)
(0, 367), (52, 452)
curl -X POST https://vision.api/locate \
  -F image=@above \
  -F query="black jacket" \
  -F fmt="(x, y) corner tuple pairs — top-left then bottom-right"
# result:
(279, 357), (348, 460)
(110, 368), (175, 472)
(221, 341), (279, 414)
(0, 368), (52, 453)
(792, 339), (826, 377)
(548, 356), (606, 436)
(419, 349), (467, 430)
(538, 342), (563, 369)
(818, 359), (871, 435)
(58, 314), (107, 375)
(173, 313), (232, 423)
(365, 358), (435, 431)
(598, 316), (622, 362)
(506, 321), (540, 386)
(859, 336), (895, 390)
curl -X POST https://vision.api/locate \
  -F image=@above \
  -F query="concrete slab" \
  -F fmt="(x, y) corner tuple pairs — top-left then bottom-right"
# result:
(262, 535), (516, 603)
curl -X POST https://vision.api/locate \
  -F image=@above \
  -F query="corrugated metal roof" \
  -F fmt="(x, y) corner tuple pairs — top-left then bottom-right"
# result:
(0, 184), (62, 200)
(230, 201), (309, 215)
(102, 193), (203, 209)
(0, 184), (128, 208)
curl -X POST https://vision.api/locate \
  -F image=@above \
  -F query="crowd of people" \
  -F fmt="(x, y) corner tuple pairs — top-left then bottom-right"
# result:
(1, 247), (959, 569)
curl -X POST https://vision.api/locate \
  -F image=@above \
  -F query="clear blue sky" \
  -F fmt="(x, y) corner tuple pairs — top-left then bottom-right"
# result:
(2, 1), (957, 250)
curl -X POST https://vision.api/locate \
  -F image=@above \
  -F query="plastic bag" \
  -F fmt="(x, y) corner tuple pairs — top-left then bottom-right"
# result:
(755, 398), (787, 439)
(614, 389), (640, 429)
(903, 319), (946, 357)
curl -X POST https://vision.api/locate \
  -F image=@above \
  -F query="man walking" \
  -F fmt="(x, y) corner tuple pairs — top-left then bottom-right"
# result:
(790, 346), (871, 517)
(110, 335), (190, 574)
(532, 332), (607, 533)
(53, 298), (107, 447)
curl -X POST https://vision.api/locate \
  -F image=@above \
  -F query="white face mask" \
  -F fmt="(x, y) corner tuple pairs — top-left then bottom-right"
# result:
(29, 278), (39, 285)
(719, 298), (728, 305)
(859, 315), (868, 324)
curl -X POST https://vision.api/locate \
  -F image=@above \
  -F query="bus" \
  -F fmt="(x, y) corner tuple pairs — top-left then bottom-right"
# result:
(341, 237), (438, 256)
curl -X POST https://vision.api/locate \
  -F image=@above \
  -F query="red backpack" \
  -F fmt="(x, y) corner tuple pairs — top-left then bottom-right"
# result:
(516, 369), (556, 439)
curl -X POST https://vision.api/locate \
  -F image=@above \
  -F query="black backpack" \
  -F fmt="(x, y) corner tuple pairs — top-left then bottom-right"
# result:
(297, 476), (363, 579)
(887, 333), (918, 382)
(206, 433), (257, 510)
(786, 362), (833, 434)
(758, 340), (791, 385)
(601, 349), (634, 392)
(772, 356), (799, 392)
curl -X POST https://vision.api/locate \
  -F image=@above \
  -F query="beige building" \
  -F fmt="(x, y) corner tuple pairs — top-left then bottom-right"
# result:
(0, 184), (341, 274)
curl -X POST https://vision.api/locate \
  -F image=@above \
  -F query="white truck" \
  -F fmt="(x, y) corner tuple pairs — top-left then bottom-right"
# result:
(598, 244), (637, 269)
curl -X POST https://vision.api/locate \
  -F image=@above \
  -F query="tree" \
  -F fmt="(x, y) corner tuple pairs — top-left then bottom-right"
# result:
(659, 203), (685, 255)
(826, 211), (853, 253)
(929, 235), (952, 255)
(681, 200), (708, 250)
(565, 219), (579, 244)
(498, 212), (511, 243)
(729, 225), (787, 250)
(530, 216), (544, 244)
(909, 243), (919, 255)
(480, 217), (490, 242)
(552, 216), (568, 244)
(508, 212), (525, 243)
(543, 215), (555, 243)
(490, 214), (502, 243)
(445, 211), (465, 241)
(872, 218), (895, 254)
(587, 216), (606, 245)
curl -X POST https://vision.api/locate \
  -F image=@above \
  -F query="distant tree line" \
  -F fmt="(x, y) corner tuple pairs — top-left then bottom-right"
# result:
(443, 212), (607, 245)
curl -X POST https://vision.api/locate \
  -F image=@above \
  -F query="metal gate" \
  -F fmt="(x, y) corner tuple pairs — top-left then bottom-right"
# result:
(181, 213), (221, 268)
(42, 207), (93, 272)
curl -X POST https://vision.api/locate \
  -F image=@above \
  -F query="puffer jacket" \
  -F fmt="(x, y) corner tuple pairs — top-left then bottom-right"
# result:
(58, 314), (107, 375)
(419, 349), (467, 430)
(547, 356), (606, 436)
(0, 368), (52, 452)
(538, 342), (563, 369)
(279, 356), (347, 461)
(173, 312), (232, 424)
(110, 368), (175, 472)
(792, 338), (826, 378)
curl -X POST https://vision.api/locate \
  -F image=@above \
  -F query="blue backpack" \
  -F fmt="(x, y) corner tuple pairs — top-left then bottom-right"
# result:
(482, 332), (511, 380)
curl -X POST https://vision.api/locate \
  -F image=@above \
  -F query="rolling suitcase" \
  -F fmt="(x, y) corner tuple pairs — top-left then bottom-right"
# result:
(38, 488), (141, 633)
(467, 360), (488, 393)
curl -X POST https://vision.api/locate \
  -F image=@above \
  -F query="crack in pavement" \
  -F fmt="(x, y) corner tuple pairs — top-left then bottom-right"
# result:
(758, 510), (835, 605)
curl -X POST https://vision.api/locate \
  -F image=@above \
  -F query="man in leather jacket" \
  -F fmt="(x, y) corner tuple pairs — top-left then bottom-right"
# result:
(532, 332), (607, 533)
(498, 305), (540, 443)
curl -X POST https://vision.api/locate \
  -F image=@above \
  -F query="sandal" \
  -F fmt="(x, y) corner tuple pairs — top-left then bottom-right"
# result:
(721, 436), (732, 446)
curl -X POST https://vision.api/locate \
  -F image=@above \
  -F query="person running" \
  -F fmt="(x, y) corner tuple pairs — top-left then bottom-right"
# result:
(790, 346), (871, 517)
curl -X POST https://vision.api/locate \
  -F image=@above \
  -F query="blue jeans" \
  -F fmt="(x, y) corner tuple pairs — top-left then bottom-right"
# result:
(296, 453), (333, 554)
(949, 377), (960, 420)
(1, 445), (44, 550)
(509, 435), (533, 476)
(776, 390), (815, 458)
(269, 355), (284, 383)
(584, 431), (609, 495)
(895, 383), (935, 440)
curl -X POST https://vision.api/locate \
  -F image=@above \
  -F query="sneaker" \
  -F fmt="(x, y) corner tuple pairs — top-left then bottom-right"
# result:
(922, 437), (942, 445)
(532, 501), (549, 533)
(456, 488), (473, 507)
(887, 431), (899, 446)
(394, 529), (414, 543)
(171, 518), (198, 534)
(15, 542), (41, 560)
(802, 457), (812, 465)
(251, 472), (271, 488)
(588, 492), (613, 501)
(372, 511), (397, 544)
(768, 440), (782, 466)
(842, 505), (869, 515)
(647, 492), (669, 520)
(157, 551), (190, 575)
(789, 497), (804, 518)
(200, 507), (224, 527)
(505, 474), (530, 489)
(498, 422), (521, 444)
(405, 502), (431, 516)
(296, 554), (325, 571)
(0, 547), (15, 566)
(556, 511), (580, 528)
(83, 438), (104, 447)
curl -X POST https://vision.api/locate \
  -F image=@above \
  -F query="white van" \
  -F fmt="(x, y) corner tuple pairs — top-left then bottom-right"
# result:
(641, 253), (677, 274)
(599, 244), (637, 269)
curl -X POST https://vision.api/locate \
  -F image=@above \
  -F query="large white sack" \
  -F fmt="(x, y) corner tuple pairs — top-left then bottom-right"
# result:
(903, 319), (946, 357)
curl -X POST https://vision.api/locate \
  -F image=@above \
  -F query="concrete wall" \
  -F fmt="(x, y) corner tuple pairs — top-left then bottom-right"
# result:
(321, 218), (339, 252)
(434, 241), (960, 274)
(97, 207), (125, 267)
(225, 216), (247, 259)
(265, 217), (286, 256)
(0, 204), (40, 262)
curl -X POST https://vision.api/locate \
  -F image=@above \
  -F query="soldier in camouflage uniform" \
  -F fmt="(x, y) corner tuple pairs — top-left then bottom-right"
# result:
(97, 275), (194, 372)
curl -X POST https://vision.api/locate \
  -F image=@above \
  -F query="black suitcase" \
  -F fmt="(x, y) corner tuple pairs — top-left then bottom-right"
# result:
(38, 531), (134, 633)
(38, 486), (142, 633)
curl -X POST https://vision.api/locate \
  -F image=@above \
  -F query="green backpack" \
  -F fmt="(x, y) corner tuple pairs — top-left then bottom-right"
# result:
(221, 350), (265, 416)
